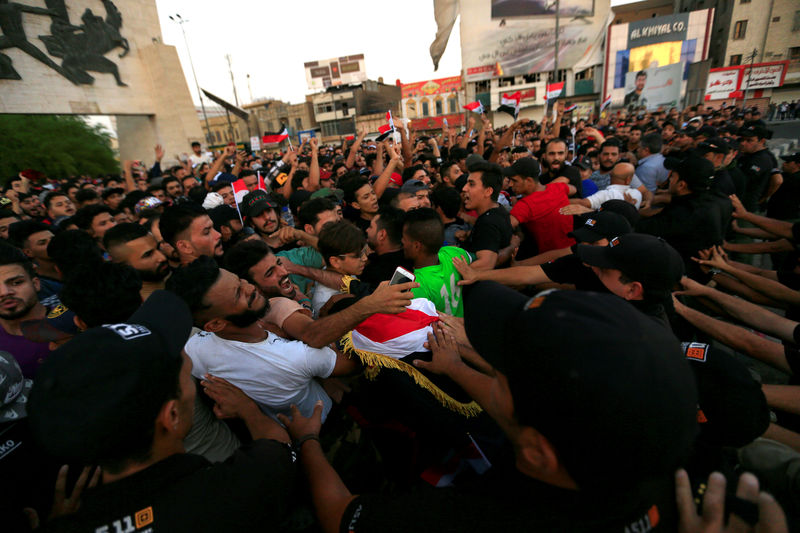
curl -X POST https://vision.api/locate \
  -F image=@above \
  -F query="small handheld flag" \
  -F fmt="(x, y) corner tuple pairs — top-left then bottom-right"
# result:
(496, 91), (521, 119)
(262, 127), (289, 144)
(463, 101), (484, 114)
(600, 94), (612, 113)
(545, 82), (564, 102)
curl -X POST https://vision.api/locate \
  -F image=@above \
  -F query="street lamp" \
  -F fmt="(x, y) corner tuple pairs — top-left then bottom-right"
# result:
(169, 13), (212, 145)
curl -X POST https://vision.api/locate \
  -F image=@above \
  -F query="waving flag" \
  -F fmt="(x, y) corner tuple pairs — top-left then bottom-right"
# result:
(262, 127), (288, 144)
(545, 82), (564, 102)
(564, 103), (578, 113)
(496, 91), (521, 119)
(463, 101), (484, 114)
(600, 94), (612, 113)
(376, 111), (396, 142)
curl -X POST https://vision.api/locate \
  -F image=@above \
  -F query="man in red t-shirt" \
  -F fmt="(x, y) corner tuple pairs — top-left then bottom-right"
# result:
(506, 158), (577, 254)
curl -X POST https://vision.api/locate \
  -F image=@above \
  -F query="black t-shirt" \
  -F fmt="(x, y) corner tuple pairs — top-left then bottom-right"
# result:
(464, 207), (512, 256)
(340, 466), (678, 532)
(768, 171), (800, 221)
(360, 250), (413, 287)
(540, 253), (609, 293)
(46, 440), (296, 533)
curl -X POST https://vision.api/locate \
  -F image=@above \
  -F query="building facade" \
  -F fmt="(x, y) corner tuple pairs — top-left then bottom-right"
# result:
(310, 79), (401, 142)
(401, 76), (466, 131)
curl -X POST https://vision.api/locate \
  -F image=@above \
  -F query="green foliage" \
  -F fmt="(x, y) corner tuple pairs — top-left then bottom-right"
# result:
(0, 115), (119, 184)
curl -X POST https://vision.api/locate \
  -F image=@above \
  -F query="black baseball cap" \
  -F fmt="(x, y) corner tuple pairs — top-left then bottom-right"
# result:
(27, 290), (193, 463)
(569, 211), (632, 244)
(575, 233), (684, 293)
(738, 124), (768, 139)
(696, 137), (729, 155)
(463, 282), (697, 490)
(571, 157), (592, 171)
(241, 190), (278, 219)
(400, 179), (430, 194)
(207, 204), (240, 230)
(502, 157), (541, 179)
(599, 199), (641, 226)
(694, 125), (716, 138)
(780, 152), (800, 164)
(664, 155), (715, 191)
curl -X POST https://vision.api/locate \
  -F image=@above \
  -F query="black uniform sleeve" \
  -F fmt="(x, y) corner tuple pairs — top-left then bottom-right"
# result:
(540, 254), (583, 284)
(468, 214), (504, 254)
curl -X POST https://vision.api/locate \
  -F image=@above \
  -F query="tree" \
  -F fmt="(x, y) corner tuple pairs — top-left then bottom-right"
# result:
(0, 115), (119, 184)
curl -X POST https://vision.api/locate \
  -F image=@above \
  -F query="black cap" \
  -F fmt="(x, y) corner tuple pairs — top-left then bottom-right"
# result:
(738, 124), (768, 139)
(696, 137), (729, 155)
(695, 125), (716, 138)
(575, 233), (684, 293)
(400, 179), (430, 194)
(27, 291), (193, 463)
(241, 190), (278, 219)
(568, 211), (632, 243)
(780, 152), (800, 164)
(664, 155), (715, 191)
(502, 157), (541, 179)
(207, 204), (240, 229)
(600, 199), (641, 226)
(682, 342), (769, 447)
(463, 283), (697, 489)
(571, 157), (592, 171)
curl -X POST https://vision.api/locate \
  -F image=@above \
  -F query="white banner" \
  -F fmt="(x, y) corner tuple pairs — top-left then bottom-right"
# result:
(742, 63), (787, 90)
(250, 136), (261, 151)
(705, 69), (741, 100)
(624, 63), (682, 111)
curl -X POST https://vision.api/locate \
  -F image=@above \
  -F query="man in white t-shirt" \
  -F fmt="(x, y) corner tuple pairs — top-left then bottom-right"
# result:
(189, 141), (212, 167)
(167, 256), (359, 422)
(572, 162), (642, 210)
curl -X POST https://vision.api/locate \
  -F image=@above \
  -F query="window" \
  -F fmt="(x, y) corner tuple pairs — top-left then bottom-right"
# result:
(794, 11), (800, 32)
(435, 99), (443, 115)
(789, 47), (800, 61)
(772, 17), (780, 23)
(421, 99), (429, 117)
(215, 131), (221, 143)
(295, 118), (302, 130)
(448, 96), (458, 114)
(740, 0), (750, 3)
(733, 20), (747, 39)
(729, 54), (742, 66)
(406, 100), (417, 118)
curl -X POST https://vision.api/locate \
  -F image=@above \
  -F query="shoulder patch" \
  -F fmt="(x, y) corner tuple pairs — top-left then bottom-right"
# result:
(47, 304), (69, 319)
(682, 342), (709, 362)
(102, 323), (151, 340)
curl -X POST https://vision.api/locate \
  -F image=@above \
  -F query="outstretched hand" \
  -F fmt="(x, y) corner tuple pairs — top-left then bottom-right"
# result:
(201, 374), (258, 419)
(453, 256), (479, 285)
(414, 322), (462, 376)
(276, 401), (323, 441)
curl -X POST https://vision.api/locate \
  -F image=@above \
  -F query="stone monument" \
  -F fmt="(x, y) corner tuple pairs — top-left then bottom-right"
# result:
(0, 0), (204, 164)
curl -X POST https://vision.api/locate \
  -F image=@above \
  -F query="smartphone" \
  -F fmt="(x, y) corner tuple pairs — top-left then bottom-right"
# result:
(389, 266), (415, 285)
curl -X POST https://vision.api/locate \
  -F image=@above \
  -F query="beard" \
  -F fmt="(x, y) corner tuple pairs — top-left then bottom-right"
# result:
(0, 296), (37, 321)
(599, 161), (616, 172)
(225, 299), (269, 328)
(137, 262), (170, 282)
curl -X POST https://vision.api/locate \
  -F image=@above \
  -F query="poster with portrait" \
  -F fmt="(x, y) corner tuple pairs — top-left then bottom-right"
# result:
(623, 63), (682, 111)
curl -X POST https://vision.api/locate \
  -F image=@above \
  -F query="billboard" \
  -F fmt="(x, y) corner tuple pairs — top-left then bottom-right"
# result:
(401, 76), (462, 98)
(703, 61), (788, 100)
(741, 62), (789, 90)
(460, 0), (610, 82)
(304, 55), (367, 91)
(490, 0), (594, 18)
(624, 64), (682, 111)
(603, 9), (713, 107)
(705, 68), (742, 100)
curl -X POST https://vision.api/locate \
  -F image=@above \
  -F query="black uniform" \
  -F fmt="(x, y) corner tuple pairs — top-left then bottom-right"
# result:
(738, 148), (774, 211)
(636, 193), (726, 274)
(767, 170), (800, 221)
(463, 206), (512, 258)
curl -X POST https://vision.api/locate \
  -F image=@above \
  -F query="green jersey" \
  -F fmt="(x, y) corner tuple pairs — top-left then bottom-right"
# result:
(411, 246), (471, 317)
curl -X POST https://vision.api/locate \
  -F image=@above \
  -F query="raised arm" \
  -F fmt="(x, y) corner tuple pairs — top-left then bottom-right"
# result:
(205, 145), (235, 189)
(454, 256), (552, 286)
(373, 144), (402, 199)
(345, 128), (366, 170)
(730, 194), (794, 239)
(308, 138), (321, 191)
(121, 160), (136, 193)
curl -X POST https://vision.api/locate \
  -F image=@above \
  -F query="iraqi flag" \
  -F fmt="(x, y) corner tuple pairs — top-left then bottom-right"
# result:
(496, 91), (521, 119)
(463, 101), (484, 114)
(262, 127), (288, 144)
(564, 103), (578, 113)
(545, 81), (564, 102)
(341, 297), (481, 416)
(232, 174), (267, 207)
(600, 94), (612, 113)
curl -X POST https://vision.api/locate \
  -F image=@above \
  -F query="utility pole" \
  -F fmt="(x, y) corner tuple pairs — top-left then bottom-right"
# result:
(743, 48), (758, 108)
(169, 14), (212, 145)
(247, 73), (254, 103)
(553, 0), (560, 81)
(225, 54), (240, 107)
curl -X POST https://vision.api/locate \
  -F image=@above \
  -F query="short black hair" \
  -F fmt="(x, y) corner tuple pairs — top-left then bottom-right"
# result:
(636, 71), (647, 78)
(162, 176), (181, 190)
(165, 256), (220, 326)
(297, 198), (336, 231)
(118, 190), (148, 214)
(403, 207), (444, 256)
(374, 205), (405, 246)
(402, 164), (424, 184)
(640, 133), (663, 155)
(103, 222), (150, 251)
(8, 220), (51, 249)
(47, 230), (105, 278)
(291, 170), (310, 191)
(466, 160), (503, 202)
(340, 175), (370, 204)
(101, 187), (125, 200)
(432, 186), (462, 219)
(43, 191), (69, 210)
(159, 203), (207, 246)
(600, 139), (622, 152)
(191, 141), (201, 147)
(146, 184), (165, 195)
(75, 188), (100, 204)
(187, 186), (208, 206)
(210, 181), (233, 193)
(0, 241), (36, 279)
(224, 239), (271, 284)
(60, 262), (143, 328)
(73, 205), (114, 231)
(318, 220), (366, 264)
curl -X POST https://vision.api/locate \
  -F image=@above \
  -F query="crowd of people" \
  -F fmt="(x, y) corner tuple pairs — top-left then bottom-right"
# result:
(1, 101), (799, 532)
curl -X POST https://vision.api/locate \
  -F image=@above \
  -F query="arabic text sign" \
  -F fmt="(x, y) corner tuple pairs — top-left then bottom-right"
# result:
(742, 62), (788, 90)
(705, 69), (741, 100)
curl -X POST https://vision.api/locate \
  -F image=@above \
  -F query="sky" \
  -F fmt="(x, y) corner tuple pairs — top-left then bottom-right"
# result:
(154, 0), (639, 107)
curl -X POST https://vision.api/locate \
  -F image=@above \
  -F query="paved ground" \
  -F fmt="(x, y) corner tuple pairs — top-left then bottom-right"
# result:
(766, 119), (800, 145)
